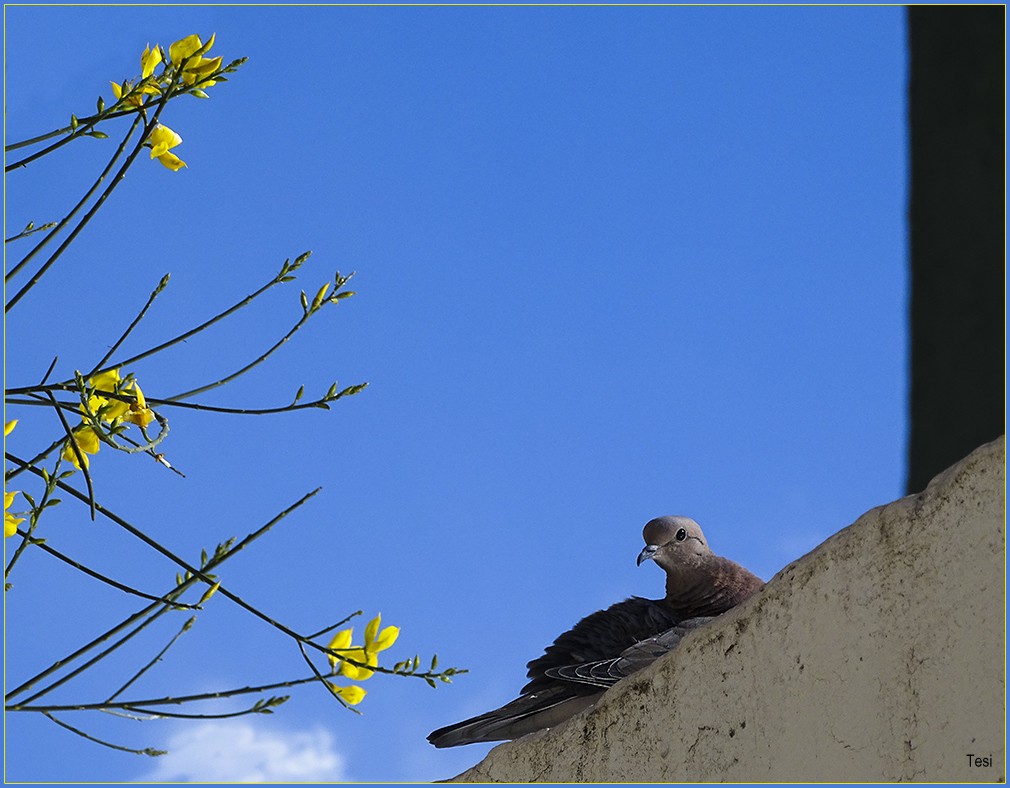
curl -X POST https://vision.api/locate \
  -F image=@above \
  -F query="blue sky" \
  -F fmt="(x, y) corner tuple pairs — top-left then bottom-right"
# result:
(5, 6), (907, 783)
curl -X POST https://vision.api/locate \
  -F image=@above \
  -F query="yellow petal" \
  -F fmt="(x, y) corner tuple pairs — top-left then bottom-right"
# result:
(5, 512), (24, 538)
(156, 151), (187, 172)
(141, 44), (162, 79)
(124, 407), (155, 428)
(103, 398), (130, 423)
(339, 648), (376, 681)
(84, 393), (104, 415)
(327, 627), (354, 651)
(90, 369), (121, 390)
(111, 81), (124, 100)
(120, 380), (152, 424)
(331, 684), (366, 705)
(188, 56), (222, 80)
(5, 490), (17, 510)
(83, 370), (122, 419)
(74, 427), (100, 454)
(364, 614), (381, 648)
(148, 124), (182, 157)
(372, 625), (400, 653)
(62, 443), (87, 470)
(63, 427), (100, 470)
(130, 381), (147, 409)
(169, 34), (203, 64)
(4, 420), (17, 437)
(326, 628), (354, 670)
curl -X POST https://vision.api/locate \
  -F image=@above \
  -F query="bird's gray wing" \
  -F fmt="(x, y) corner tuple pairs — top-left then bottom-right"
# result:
(543, 616), (716, 688)
(521, 597), (683, 693)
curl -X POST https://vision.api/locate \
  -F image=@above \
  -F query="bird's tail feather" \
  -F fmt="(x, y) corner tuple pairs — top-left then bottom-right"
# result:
(427, 689), (598, 748)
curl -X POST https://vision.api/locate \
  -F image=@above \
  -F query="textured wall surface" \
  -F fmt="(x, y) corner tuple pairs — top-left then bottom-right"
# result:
(450, 436), (1005, 783)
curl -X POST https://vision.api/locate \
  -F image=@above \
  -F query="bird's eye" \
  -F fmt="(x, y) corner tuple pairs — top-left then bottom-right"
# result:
(675, 528), (687, 542)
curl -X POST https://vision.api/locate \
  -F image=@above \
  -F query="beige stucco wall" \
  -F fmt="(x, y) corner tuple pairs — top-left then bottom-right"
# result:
(451, 436), (1005, 783)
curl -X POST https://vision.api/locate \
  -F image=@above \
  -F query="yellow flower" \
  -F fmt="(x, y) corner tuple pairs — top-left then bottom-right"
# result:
(330, 683), (366, 705)
(141, 43), (162, 79)
(5, 490), (24, 538)
(169, 33), (221, 87)
(4, 420), (17, 437)
(85, 369), (129, 422)
(110, 78), (160, 109)
(147, 124), (186, 172)
(148, 124), (182, 157)
(169, 33), (208, 64)
(111, 80), (144, 109)
(323, 614), (401, 706)
(62, 426), (100, 470)
(122, 381), (155, 428)
(331, 614), (400, 681)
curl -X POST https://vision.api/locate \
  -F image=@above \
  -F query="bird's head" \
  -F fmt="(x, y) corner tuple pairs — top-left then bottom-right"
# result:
(637, 516), (711, 570)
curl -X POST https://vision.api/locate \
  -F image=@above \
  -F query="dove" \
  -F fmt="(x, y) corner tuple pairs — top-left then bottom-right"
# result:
(427, 516), (763, 748)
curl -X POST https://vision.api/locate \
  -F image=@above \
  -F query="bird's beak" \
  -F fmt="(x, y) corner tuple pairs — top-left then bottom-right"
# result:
(637, 544), (659, 566)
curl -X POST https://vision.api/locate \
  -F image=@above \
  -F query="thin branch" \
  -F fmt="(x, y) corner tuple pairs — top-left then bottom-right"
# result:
(39, 355), (60, 385)
(106, 617), (197, 703)
(11, 659), (465, 714)
(118, 703), (286, 720)
(5, 125), (77, 152)
(12, 674), (325, 713)
(304, 611), (363, 641)
(5, 221), (58, 244)
(13, 531), (199, 610)
(87, 273), (171, 379)
(43, 712), (166, 757)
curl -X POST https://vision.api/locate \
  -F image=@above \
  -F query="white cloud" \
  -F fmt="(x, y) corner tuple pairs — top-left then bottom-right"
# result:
(139, 720), (347, 783)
